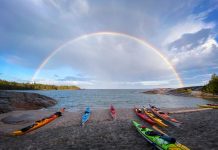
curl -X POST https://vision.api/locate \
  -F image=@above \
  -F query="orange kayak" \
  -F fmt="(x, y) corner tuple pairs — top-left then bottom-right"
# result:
(149, 105), (182, 126)
(12, 108), (65, 136)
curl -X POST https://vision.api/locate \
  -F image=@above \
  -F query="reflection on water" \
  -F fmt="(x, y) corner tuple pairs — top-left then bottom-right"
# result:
(17, 89), (216, 112)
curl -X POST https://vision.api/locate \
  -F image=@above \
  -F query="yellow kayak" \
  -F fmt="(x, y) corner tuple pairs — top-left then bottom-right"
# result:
(144, 108), (168, 128)
(12, 108), (65, 136)
(198, 104), (218, 109)
(168, 143), (190, 150)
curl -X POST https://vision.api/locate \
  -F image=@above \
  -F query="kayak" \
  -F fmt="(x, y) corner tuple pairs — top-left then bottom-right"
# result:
(132, 121), (190, 150)
(12, 108), (65, 136)
(110, 105), (116, 119)
(198, 104), (218, 109)
(82, 107), (91, 125)
(207, 104), (218, 106)
(149, 105), (182, 126)
(144, 108), (168, 128)
(134, 107), (155, 125)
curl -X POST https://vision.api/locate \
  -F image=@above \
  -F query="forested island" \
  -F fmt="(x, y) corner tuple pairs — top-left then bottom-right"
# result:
(0, 79), (80, 90)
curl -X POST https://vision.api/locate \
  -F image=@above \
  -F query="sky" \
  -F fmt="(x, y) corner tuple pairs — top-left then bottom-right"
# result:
(0, 0), (218, 89)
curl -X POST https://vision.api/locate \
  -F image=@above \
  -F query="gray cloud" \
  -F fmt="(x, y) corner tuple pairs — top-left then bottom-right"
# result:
(58, 75), (90, 81)
(1, 0), (218, 88)
(0, 0), (202, 68)
(168, 28), (218, 71)
(168, 29), (212, 52)
(54, 74), (59, 78)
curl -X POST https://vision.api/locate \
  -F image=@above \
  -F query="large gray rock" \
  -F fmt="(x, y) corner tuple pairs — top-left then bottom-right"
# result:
(0, 91), (57, 114)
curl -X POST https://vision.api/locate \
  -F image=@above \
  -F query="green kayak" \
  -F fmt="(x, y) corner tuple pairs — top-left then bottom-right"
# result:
(132, 121), (189, 150)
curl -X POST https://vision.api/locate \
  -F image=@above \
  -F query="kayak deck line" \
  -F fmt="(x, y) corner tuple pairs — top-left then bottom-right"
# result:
(168, 108), (212, 114)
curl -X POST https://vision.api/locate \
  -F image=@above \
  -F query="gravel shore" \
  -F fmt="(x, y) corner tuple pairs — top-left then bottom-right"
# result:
(0, 108), (217, 150)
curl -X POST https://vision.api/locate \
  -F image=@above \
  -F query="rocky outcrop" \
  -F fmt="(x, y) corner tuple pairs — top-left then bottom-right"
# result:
(143, 88), (172, 94)
(0, 91), (57, 114)
(143, 86), (218, 99)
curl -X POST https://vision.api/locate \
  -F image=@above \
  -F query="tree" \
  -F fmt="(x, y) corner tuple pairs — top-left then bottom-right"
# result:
(0, 79), (80, 90)
(202, 74), (218, 94)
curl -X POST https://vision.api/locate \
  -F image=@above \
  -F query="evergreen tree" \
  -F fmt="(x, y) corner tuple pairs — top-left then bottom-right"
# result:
(202, 74), (218, 94)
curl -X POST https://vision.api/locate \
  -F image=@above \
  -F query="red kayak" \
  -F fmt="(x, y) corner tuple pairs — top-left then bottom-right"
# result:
(134, 107), (155, 125)
(110, 105), (116, 119)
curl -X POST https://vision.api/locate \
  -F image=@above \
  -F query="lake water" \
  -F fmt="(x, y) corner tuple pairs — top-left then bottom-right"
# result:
(18, 89), (216, 112)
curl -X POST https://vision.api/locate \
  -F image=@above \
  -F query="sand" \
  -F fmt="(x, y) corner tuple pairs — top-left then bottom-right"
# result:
(0, 108), (218, 150)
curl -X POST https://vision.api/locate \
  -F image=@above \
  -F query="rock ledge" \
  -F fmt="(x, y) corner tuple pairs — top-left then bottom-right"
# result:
(0, 91), (57, 114)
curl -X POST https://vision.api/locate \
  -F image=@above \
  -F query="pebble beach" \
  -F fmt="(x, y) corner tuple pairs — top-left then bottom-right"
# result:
(0, 108), (218, 150)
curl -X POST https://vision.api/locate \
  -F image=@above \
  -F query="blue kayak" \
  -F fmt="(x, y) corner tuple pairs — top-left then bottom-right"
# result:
(82, 107), (91, 125)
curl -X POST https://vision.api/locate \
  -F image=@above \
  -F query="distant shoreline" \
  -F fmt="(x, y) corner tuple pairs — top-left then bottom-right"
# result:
(0, 79), (81, 90)
(143, 86), (218, 100)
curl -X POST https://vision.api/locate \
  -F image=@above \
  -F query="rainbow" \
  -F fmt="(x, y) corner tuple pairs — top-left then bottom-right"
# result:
(31, 32), (184, 87)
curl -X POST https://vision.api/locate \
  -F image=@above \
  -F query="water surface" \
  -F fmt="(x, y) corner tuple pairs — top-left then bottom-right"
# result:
(17, 89), (216, 112)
